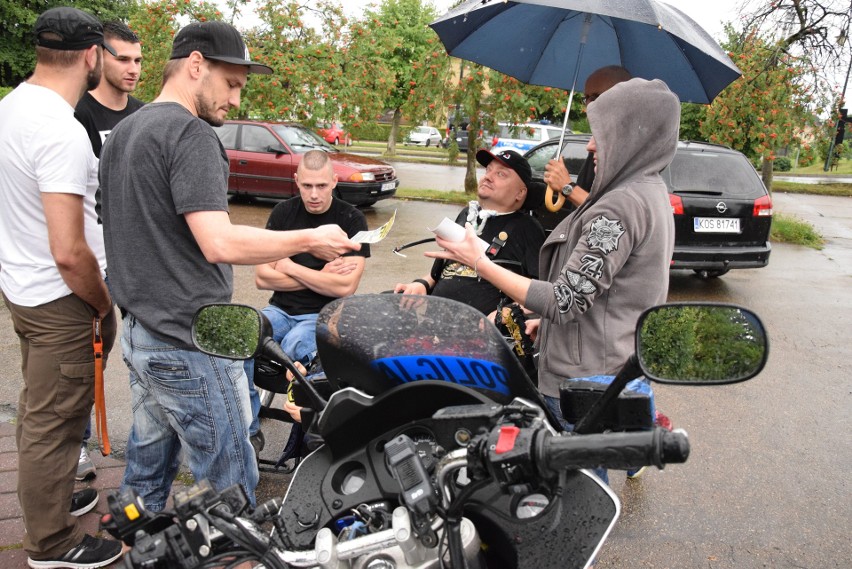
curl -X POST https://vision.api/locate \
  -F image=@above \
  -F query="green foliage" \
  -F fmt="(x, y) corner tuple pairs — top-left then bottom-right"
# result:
(348, 122), (413, 142)
(770, 213), (824, 249)
(1, 0), (137, 87)
(679, 103), (707, 141)
(127, 0), (221, 103)
(639, 306), (766, 382)
(447, 138), (459, 163)
(193, 305), (260, 359)
(362, 0), (449, 123)
(773, 156), (791, 171)
(701, 27), (818, 164)
(0, 86), (12, 100)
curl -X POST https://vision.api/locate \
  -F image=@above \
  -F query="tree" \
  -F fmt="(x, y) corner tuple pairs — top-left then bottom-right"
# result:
(679, 103), (708, 142)
(1, 0), (135, 87)
(361, 0), (450, 155)
(445, 62), (582, 193)
(701, 27), (818, 189)
(733, 0), (852, 183)
(126, 0), (221, 103)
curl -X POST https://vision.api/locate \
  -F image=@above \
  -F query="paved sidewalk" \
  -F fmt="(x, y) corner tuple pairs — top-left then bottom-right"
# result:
(0, 421), (131, 568)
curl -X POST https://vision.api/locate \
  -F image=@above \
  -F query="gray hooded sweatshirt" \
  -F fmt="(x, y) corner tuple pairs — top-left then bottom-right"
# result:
(525, 78), (679, 398)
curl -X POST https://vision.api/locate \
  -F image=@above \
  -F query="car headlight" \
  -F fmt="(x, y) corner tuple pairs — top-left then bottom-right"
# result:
(349, 172), (376, 182)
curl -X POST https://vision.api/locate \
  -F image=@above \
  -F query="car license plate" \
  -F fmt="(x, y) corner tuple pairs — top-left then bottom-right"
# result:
(381, 181), (395, 191)
(693, 217), (741, 233)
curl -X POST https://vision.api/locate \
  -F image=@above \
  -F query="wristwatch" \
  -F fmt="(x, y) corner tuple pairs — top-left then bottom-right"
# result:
(561, 182), (577, 197)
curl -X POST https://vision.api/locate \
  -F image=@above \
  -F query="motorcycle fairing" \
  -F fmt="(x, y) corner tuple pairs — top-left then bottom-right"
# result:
(316, 295), (552, 416)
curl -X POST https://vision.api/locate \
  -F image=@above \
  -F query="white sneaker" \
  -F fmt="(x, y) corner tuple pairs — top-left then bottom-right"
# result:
(75, 446), (96, 481)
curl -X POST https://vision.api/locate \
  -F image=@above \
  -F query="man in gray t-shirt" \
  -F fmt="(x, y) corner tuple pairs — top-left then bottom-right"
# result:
(100, 21), (359, 511)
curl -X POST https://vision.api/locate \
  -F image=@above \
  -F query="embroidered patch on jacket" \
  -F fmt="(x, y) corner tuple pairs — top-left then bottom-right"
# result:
(565, 270), (597, 295)
(554, 275), (593, 313)
(554, 283), (576, 313)
(579, 254), (604, 279)
(587, 215), (625, 254)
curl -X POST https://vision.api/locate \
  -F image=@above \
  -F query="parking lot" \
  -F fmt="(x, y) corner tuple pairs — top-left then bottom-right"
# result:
(0, 192), (849, 567)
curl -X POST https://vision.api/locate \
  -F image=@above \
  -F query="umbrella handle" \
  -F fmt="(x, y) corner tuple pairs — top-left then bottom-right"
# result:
(545, 184), (566, 212)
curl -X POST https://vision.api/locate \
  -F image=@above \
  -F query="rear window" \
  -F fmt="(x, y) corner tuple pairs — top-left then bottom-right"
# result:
(664, 151), (766, 198)
(212, 124), (238, 150)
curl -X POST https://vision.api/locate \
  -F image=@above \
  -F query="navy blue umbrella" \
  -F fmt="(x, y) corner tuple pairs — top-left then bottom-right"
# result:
(431, 0), (741, 211)
(430, 0), (741, 104)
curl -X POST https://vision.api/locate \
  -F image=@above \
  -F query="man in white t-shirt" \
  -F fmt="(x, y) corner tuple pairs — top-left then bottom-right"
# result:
(0, 7), (123, 568)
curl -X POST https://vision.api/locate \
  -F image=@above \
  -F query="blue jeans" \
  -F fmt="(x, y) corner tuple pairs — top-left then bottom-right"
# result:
(120, 315), (258, 511)
(244, 305), (318, 430)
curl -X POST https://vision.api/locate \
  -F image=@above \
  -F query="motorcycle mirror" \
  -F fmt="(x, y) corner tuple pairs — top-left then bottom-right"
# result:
(191, 304), (263, 359)
(636, 303), (769, 385)
(192, 304), (328, 415)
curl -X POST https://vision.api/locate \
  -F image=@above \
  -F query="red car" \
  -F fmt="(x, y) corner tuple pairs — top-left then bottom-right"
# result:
(212, 120), (397, 207)
(316, 121), (352, 146)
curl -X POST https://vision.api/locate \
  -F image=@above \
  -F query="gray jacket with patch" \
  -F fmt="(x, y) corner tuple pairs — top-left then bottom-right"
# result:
(525, 78), (679, 398)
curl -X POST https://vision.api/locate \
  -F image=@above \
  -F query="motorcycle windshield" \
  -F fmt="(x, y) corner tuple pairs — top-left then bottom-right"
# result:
(316, 294), (544, 406)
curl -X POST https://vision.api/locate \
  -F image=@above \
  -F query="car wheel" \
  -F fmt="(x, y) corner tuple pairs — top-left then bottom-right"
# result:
(693, 268), (730, 279)
(426, 139), (431, 147)
(258, 387), (275, 408)
(334, 137), (339, 145)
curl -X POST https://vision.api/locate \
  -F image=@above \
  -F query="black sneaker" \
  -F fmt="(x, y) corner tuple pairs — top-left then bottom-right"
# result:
(70, 488), (98, 517)
(27, 534), (123, 568)
(250, 429), (265, 460)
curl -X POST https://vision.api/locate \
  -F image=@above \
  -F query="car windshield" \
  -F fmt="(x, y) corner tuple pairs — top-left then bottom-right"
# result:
(272, 124), (336, 153)
(414, 127), (432, 134)
(664, 151), (764, 198)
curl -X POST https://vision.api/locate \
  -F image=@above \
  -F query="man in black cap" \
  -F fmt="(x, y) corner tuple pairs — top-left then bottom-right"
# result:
(99, 20), (359, 512)
(0, 6), (124, 568)
(394, 149), (545, 315)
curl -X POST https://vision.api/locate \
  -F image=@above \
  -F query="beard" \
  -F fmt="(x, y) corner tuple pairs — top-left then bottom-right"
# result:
(195, 92), (223, 127)
(86, 49), (102, 91)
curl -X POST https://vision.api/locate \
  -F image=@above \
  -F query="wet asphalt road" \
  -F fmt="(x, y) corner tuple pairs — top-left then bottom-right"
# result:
(0, 192), (849, 568)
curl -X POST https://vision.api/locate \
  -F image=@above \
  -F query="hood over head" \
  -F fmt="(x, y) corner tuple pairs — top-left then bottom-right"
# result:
(584, 78), (680, 208)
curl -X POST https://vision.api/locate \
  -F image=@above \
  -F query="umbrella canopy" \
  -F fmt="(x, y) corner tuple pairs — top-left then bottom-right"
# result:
(430, 0), (741, 104)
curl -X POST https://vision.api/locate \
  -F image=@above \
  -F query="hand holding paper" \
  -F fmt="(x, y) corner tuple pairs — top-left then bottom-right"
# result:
(428, 217), (489, 252)
(351, 210), (396, 244)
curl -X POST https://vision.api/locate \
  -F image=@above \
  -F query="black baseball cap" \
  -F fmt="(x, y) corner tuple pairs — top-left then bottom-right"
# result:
(34, 7), (116, 56)
(170, 21), (272, 75)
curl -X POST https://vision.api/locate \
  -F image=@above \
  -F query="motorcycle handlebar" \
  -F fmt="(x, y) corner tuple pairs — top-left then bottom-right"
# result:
(535, 428), (690, 477)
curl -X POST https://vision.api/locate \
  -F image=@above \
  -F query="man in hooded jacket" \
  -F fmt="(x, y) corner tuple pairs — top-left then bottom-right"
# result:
(427, 77), (678, 420)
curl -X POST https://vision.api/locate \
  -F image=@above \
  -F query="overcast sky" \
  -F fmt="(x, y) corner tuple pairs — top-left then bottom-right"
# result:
(341, 0), (747, 43)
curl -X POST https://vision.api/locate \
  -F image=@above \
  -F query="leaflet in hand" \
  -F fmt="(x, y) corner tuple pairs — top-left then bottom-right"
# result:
(428, 217), (489, 252)
(351, 210), (396, 244)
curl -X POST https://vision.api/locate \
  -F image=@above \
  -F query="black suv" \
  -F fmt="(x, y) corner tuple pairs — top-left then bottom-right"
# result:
(524, 135), (772, 278)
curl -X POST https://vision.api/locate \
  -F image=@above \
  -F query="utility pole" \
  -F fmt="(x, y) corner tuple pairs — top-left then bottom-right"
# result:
(824, 25), (851, 171)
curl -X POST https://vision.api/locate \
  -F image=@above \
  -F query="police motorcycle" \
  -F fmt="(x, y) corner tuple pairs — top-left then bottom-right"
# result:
(102, 294), (768, 569)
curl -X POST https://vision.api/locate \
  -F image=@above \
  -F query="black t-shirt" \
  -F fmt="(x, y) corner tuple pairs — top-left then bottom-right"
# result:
(430, 207), (545, 314)
(576, 151), (596, 191)
(75, 92), (145, 158)
(267, 196), (370, 315)
(75, 92), (145, 223)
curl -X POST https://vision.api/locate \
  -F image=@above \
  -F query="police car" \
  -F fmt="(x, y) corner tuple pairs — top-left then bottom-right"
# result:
(490, 122), (567, 154)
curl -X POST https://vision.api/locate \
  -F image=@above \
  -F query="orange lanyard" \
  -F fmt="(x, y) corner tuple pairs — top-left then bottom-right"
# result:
(93, 317), (110, 456)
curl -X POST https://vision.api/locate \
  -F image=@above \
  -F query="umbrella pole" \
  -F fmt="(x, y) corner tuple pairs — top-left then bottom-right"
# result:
(545, 13), (592, 213)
